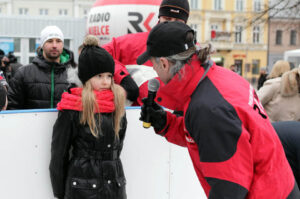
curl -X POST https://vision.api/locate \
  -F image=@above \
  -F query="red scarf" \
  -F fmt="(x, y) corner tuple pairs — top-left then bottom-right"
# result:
(57, 87), (115, 113)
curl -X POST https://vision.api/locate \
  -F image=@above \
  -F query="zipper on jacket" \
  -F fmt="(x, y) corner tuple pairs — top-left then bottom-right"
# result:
(51, 65), (55, 108)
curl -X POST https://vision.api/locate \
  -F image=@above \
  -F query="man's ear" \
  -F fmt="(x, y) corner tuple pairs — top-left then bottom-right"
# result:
(160, 57), (170, 72)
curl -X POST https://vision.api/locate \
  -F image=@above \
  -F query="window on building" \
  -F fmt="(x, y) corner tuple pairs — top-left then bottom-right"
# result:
(211, 24), (219, 41)
(253, 26), (260, 44)
(254, 0), (261, 12)
(14, 38), (21, 52)
(190, 24), (198, 39)
(211, 24), (219, 31)
(252, 60), (260, 74)
(235, 26), (243, 43)
(84, 8), (89, 16)
(39, 8), (48, 16)
(214, 0), (222, 10)
(235, 59), (243, 76)
(19, 8), (28, 15)
(236, 0), (244, 11)
(64, 39), (70, 49)
(191, 24), (198, 31)
(191, 0), (199, 9)
(275, 30), (282, 45)
(290, 30), (297, 45)
(29, 38), (37, 53)
(29, 56), (35, 63)
(59, 9), (68, 16)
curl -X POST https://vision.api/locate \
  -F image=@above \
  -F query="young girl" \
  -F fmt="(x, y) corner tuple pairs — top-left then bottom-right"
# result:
(50, 35), (127, 199)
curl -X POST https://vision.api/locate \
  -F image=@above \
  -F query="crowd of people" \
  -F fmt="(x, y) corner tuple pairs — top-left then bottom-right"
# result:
(1, 0), (300, 198)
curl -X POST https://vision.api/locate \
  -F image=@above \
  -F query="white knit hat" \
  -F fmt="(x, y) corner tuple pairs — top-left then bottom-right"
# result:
(40, 25), (64, 47)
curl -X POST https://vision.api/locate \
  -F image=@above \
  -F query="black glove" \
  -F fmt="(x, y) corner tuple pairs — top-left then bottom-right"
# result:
(120, 75), (139, 101)
(140, 98), (167, 131)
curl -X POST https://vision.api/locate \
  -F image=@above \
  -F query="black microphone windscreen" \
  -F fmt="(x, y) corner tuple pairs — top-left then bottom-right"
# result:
(148, 78), (160, 92)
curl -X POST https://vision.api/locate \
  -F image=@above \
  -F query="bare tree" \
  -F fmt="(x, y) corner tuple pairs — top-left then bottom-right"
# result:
(248, 0), (300, 28)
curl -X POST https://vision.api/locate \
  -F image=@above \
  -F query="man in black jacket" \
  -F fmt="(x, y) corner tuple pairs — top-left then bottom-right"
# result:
(7, 25), (73, 109)
(257, 67), (267, 90)
(272, 121), (300, 188)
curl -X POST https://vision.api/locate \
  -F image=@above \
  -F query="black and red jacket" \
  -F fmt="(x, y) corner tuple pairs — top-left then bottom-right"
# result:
(155, 56), (300, 198)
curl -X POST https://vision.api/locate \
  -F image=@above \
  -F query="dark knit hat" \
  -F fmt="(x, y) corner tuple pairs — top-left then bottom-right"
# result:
(78, 45), (115, 85)
(0, 84), (7, 110)
(159, 0), (190, 23)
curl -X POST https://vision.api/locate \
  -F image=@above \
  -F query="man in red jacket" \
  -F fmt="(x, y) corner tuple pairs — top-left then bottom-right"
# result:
(102, 0), (190, 105)
(138, 21), (300, 198)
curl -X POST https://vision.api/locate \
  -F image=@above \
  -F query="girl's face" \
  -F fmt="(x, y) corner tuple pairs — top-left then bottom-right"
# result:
(90, 72), (112, 91)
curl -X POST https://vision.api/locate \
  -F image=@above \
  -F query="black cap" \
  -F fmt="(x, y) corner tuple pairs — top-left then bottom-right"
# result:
(78, 46), (115, 85)
(137, 21), (195, 65)
(7, 52), (17, 63)
(0, 84), (7, 110)
(159, 0), (190, 23)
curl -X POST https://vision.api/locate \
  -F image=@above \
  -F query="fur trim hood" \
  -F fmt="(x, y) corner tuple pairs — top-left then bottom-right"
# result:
(67, 67), (83, 87)
(280, 67), (300, 97)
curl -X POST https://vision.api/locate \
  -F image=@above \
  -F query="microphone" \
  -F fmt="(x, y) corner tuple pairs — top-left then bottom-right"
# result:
(143, 78), (160, 128)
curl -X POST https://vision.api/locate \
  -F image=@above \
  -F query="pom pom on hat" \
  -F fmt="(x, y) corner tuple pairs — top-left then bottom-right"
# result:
(83, 34), (100, 46)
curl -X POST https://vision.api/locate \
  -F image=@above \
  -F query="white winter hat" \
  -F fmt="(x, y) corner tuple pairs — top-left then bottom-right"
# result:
(40, 25), (64, 47)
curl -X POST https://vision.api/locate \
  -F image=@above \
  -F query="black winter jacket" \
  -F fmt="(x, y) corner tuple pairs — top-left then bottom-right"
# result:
(7, 49), (73, 109)
(272, 121), (300, 187)
(50, 110), (127, 199)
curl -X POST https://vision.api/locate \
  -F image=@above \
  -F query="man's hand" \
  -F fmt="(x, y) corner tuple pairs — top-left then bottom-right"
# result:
(140, 98), (167, 131)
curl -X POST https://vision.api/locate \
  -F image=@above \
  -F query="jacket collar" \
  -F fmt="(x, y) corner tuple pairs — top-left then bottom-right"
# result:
(32, 48), (73, 71)
(157, 55), (215, 111)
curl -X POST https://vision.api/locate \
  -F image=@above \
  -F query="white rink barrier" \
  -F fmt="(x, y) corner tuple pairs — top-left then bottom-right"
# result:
(0, 108), (206, 199)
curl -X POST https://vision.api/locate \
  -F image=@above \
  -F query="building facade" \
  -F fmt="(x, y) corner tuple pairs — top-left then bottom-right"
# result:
(188, 0), (268, 83)
(0, 0), (93, 18)
(0, 0), (94, 65)
(268, 0), (300, 70)
(269, 19), (300, 69)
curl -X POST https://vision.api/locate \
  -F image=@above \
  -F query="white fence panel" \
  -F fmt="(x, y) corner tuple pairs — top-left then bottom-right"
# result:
(0, 108), (206, 199)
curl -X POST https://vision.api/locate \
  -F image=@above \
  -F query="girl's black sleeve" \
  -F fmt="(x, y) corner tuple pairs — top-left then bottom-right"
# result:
(118, 114), (127, 153)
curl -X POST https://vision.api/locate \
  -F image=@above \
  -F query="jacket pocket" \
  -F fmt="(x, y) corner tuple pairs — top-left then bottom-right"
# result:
(68, 178), (102, 199)
(116, 177), (126, 188)
(102, 177), (127, 199)
(113, 177), (127, 199)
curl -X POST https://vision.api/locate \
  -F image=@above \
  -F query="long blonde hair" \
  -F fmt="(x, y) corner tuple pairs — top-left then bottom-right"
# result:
(80, 79), (126, 138)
